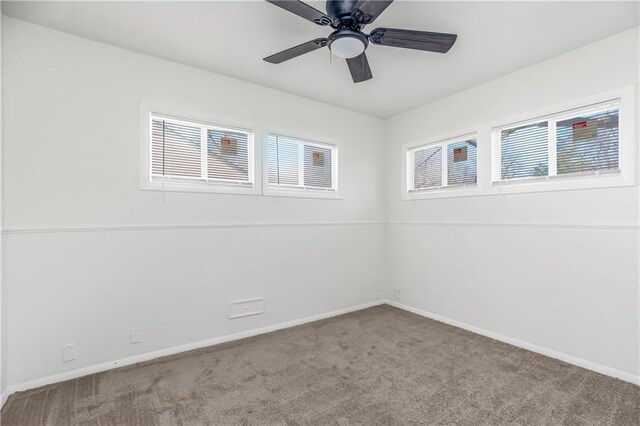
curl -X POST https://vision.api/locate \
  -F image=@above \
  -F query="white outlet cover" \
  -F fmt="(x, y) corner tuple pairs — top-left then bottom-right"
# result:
(61, 343), (76, 363)
(131, 327), (142, 344)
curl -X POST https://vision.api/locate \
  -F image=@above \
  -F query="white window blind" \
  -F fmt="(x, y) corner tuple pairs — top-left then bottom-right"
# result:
(151, 114), (254, 187)
(151, 119), (202, 179)
(556, 108), (619, 175)
(499, 121), (549, 180)
(412, 145), (442, 189)
(407, 136), (477, 193)
(492, 100), (620, 183)
(447, 140), (478, 186)
(267, 134), (337, 193)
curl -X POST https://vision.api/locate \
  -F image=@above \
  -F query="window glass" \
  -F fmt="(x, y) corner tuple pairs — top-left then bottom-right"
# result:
(408, 136), (477, 193)
(413, 145), (442, 189)
(151, 119), (202, 178)
(206, 129), (250, 182)
(150, 114), (254, 189)
(500, 122), (549, 180)
(556, 108), (619, 175)
(447, 139), (478, 186)
(267, 134), (337, 193)
(303, 145), (332, 188)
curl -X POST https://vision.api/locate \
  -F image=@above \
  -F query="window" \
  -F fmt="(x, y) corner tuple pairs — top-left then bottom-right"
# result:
(142, 111), (256, 194)
(401, 87), (633, 200)
(556, 108), (619, 175)
(265, 133), (338, 197)
(406, 135), (478, 194)
(498, 121), (549, 180)
(492, 99), (620, 184)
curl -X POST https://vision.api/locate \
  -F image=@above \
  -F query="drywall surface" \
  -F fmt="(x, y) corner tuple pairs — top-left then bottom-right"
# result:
(385, 27), (640, 379)
(2, 14), (639, 395)
(1, 16), (387, 387)
(0, 9), (4, 399)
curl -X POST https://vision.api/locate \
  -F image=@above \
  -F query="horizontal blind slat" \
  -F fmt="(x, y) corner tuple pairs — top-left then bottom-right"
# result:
(409, 137), (477, 192)
(413, 145), (442, 189)
(500, 121), (549, 180)
(447, 139), (477, 186)
(494, 100), (621, 183)
(268, 134), (335, 191)
(151, 119), (202, 178)
(556, 108), (619, 175)
(151, 116), (253, 185)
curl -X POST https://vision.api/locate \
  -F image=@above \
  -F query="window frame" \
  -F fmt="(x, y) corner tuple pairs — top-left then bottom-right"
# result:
(400, 86), (636, 201)
(488, 86), (635, 195)
(402, 131), (480, 200)
(139, 103), (261, 195)
(262, 130), (341, 199)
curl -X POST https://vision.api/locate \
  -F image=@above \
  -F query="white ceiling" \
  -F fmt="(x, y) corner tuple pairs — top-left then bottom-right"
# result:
(3, 1), (638, 117)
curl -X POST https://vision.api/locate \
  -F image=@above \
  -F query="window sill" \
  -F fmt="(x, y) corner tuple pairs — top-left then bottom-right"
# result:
(489, 171), (633, 195)
(403, 186), (480, 201)
(263, 187), (342, 200)
(141, 180), (260, 196)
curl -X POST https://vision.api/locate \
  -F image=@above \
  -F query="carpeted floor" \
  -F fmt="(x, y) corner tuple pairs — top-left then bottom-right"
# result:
(2, 305), (639, 425)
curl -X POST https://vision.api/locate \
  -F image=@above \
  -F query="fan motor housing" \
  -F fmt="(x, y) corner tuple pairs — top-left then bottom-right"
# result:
(326, 0), (359, 20)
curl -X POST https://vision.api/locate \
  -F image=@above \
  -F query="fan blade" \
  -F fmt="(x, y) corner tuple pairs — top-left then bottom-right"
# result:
(369, 28), (457, 53)
(264, 38), (328, 64)
(351, 1), (394, 24)
(346, 52), (372, 83)
(266, 1), (332, 26)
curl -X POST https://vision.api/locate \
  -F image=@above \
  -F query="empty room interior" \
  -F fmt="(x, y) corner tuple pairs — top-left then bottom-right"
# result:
(0, 0), (639, 424)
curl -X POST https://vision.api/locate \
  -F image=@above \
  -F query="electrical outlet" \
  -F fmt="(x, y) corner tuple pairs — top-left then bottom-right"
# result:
(61, 343), (76, 363)
(394, 289), (401, 300)
(130, 327), (142, 344)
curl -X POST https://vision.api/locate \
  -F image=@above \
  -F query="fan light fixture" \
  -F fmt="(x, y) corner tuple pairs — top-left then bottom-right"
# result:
(329, 36), (365, 59)
(263, 0), (458, 83)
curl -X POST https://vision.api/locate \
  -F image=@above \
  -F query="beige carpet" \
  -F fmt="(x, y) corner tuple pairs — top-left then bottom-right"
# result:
(2, 305), (639, 425)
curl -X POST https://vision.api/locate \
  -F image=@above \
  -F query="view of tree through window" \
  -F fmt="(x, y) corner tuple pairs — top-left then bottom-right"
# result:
(447, 140), (477, 186)
(413, 145), (442, 189)
(497, 104), (619, 182)
(500, 122), (549, 180)
(267, 134), (336, 191)
(556, 109), (619, 175)
(410, 137), (477, 192)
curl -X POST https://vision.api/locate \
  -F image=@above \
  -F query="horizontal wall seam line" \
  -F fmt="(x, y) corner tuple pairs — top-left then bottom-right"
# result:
(387, 222), (639, 230)
(1, 221), (637, 234)
(1, 222), (386, 235)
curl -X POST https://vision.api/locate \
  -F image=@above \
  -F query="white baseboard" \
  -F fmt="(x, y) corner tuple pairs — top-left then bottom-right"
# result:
(385, 299), (640, 386)
(0, 300), (386, 408)
(0, 388), (11, 409)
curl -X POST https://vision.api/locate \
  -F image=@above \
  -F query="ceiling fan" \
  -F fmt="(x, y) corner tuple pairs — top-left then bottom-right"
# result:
(263, 0), (457, 83)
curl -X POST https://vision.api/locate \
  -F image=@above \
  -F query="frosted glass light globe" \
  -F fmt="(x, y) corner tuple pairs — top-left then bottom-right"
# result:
(330, 37), (365, 59)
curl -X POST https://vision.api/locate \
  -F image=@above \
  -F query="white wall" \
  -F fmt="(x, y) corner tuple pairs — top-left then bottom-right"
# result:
(0, 7), (4, 400)
(2, 15), (639, 396)
(0, 16), (387, 388)
(386, 27), (640, 380)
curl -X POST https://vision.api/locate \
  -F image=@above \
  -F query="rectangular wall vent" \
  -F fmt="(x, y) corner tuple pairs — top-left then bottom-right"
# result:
(228, 298), (265, 319)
